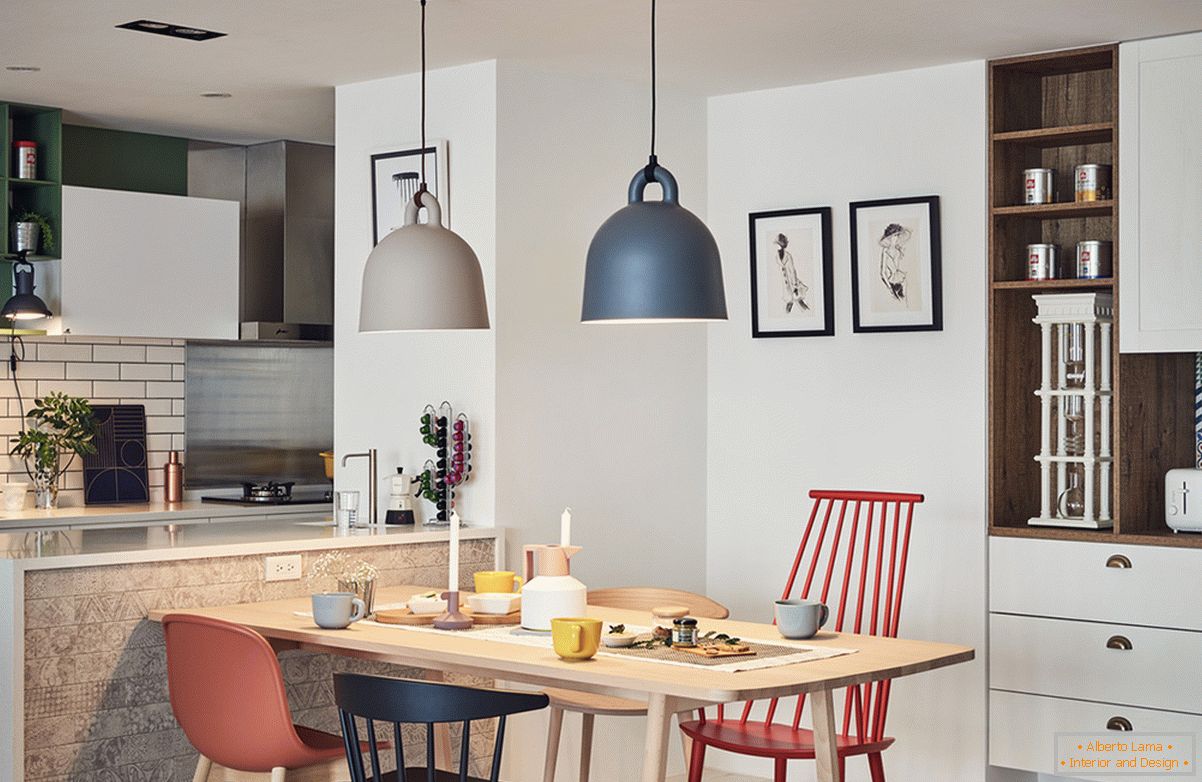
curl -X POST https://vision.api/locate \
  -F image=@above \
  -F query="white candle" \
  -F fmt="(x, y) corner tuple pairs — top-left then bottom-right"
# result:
(449, 511), (460, 592)
(560, 507), (572, 547)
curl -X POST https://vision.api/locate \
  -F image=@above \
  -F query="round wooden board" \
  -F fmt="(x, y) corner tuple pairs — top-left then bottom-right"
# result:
(373, 608), (521, 626)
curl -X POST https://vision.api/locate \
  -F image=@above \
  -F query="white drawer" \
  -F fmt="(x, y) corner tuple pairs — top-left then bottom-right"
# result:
(990, 536), (1202, 630)
(990, 690), (1202, 778)
(991, 614), (1202, 713)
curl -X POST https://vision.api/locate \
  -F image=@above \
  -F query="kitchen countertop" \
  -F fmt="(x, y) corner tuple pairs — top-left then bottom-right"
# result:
(0, 499), (333, 530)
(0, 516), (498, 569)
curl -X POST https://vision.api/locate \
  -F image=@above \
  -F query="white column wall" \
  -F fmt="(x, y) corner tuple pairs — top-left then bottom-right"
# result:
(334, 62), (498, 525)
(704, 61), (988, 780)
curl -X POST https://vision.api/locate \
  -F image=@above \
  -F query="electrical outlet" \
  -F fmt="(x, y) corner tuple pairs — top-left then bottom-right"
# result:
(264, 554), (302, 582)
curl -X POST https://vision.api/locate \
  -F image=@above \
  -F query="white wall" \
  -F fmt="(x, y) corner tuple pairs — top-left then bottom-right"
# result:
(705, 61), (988, 780)
(334, 62), (497, 524)
(493, 60), (709, 591)
(493, 60), (709, 781)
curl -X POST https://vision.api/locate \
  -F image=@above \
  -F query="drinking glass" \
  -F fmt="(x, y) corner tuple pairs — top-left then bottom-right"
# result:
(336, 490), (361, 528)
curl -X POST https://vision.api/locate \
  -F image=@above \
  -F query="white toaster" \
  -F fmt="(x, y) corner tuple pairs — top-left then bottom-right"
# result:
(1166, 468), (1202, 532)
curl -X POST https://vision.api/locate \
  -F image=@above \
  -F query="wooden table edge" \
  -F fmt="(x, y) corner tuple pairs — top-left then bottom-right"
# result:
(147, 607), (975, 703)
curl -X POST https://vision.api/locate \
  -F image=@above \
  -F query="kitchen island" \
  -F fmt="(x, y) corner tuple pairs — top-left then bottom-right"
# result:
(0, 498), (332, 531)
(0, 515), (501, 781)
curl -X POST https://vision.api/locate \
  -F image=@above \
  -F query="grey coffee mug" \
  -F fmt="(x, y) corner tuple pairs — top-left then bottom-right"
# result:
(775, 599), (830, 640)
(312, 592), (366, 629)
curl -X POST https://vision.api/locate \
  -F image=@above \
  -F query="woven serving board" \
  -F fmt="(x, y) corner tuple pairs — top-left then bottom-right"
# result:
(374, 608), (521, 626)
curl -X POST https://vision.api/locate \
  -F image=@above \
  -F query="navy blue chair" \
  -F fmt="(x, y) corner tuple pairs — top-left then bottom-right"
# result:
(334, 672), (549, 782)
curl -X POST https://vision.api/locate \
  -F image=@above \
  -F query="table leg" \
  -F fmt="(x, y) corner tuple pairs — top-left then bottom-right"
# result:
(641, 693), (677, 782)
(423, 669), (454, 769)
(812, 687), (842, 782)
(675, 709), (695, 774)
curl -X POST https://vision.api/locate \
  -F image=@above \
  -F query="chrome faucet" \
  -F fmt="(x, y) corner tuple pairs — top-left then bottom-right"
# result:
(341, 448), (378, 525)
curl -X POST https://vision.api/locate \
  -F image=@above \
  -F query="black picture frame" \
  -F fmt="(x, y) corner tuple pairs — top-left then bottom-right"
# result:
(748, 206), (835, 338)
(849, 195), (942, 333)
(370, 140), (447, 245)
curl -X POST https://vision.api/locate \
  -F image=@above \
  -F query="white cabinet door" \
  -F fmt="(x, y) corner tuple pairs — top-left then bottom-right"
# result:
(1120, 32), (1202, 352)
(56, 186), (239, 340)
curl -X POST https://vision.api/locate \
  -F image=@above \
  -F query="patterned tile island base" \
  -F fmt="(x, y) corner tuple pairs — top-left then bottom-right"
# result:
(21, 538), (498, 781)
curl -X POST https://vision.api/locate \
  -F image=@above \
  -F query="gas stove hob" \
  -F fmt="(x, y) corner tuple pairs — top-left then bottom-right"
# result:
(201, 481), (333, 506)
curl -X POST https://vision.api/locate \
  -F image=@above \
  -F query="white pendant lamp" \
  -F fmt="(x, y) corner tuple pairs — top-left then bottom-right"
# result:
(359, 0), (489, 332)
(581, 0), (726, 323)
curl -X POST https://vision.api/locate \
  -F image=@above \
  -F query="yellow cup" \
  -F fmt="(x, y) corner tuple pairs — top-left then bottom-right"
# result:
(551, 617), (602, 661)
(474, 570), (524, 594)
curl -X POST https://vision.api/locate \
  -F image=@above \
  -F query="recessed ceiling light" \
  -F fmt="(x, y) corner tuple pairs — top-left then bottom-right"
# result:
(5, 66), (41, 73)
(116, 20), (226, 41)
(200, 92), (232, 99)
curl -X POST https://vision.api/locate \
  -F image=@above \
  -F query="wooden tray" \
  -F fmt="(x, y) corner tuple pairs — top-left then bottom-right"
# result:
(373, 608), (521, 626)
(674, 643), (757, 659)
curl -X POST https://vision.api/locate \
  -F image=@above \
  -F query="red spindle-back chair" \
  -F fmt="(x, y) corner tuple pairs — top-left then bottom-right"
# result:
(679, 489), (924, 782)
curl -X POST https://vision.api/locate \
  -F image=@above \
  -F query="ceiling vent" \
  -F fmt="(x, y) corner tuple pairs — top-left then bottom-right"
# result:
(116, 20), (226, 41)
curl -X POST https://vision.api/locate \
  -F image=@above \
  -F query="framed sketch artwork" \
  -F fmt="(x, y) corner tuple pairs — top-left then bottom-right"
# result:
(370, 139), (449, 245)
(849, 195), (942, 333)
(748, 206), (835, 338)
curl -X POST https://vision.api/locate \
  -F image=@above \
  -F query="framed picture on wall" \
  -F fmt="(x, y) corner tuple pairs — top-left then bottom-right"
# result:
(748, 206), (835, 338)
(849, 195), (942, 333)
(370, 139), (449, 244)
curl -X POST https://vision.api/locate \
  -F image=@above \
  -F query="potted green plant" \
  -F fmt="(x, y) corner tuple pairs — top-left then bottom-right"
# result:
(11, 392), (97, 509)
(12, 210), (54, 255)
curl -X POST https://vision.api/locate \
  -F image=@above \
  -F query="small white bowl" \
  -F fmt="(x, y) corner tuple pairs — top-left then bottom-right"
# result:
(407, 594), (448, 615)
(467, 592), (521, 615)
(601, 632), (638, 648)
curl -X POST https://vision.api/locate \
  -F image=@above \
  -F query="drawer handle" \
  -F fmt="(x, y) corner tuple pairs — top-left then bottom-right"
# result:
(1105, 554), (1132, 569)
(1106, 635), (1133, 651)
(1107, 716), (1133, 732)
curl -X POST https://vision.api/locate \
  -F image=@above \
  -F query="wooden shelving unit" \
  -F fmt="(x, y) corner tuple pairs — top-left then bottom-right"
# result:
(987, 45), (1196, 548)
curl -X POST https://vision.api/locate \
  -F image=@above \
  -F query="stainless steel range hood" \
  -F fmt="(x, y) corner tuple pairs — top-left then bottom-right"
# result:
(188, 140), (333, 340)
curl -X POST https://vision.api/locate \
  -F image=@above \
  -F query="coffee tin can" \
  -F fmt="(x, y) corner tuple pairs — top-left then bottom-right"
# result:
(1026, 243), (1059, 280)
(1076, 240), (1113, 279)
(1024, 168), (1054, 204)
(1075, 164), (1112, 202)
(13, 141), (36, 180)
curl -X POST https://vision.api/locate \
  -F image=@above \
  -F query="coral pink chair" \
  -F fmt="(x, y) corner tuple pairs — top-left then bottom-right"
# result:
(162, 613), (357, 782)
(679, 489), (924, 782)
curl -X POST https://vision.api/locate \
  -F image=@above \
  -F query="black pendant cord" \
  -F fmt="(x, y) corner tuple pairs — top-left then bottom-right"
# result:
(644, 0), (658, 183)
(417, 0), (429, 202)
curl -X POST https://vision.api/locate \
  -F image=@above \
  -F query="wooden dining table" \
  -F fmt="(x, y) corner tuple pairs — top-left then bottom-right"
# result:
(148, 585), (973, 782)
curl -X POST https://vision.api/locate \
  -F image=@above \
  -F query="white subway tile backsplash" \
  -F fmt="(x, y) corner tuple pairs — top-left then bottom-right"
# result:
(10, 362), (65, 380)
(66, 363), (120, 380)
(130, 398), (172, 416)
(146, 416), (184, 434)
(92, 345), (146, 363)
(146, 347), (185, 364)
(146, 381), (184, 398)
(36, 380), (93, 397)
(0, 336), (188, 502)
(92, 380), (146, 398)
(36, 343), (92, 362)
(120, 363), (172, 381)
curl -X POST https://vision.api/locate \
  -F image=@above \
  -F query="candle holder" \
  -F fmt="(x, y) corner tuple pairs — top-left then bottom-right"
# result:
(433, 590), (473, 630)
(1029, 292), (1113, 529)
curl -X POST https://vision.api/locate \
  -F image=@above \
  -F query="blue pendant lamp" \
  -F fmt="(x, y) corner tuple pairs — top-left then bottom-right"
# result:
(359, 0), (489, 332)
(581, 0), (726, 323)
